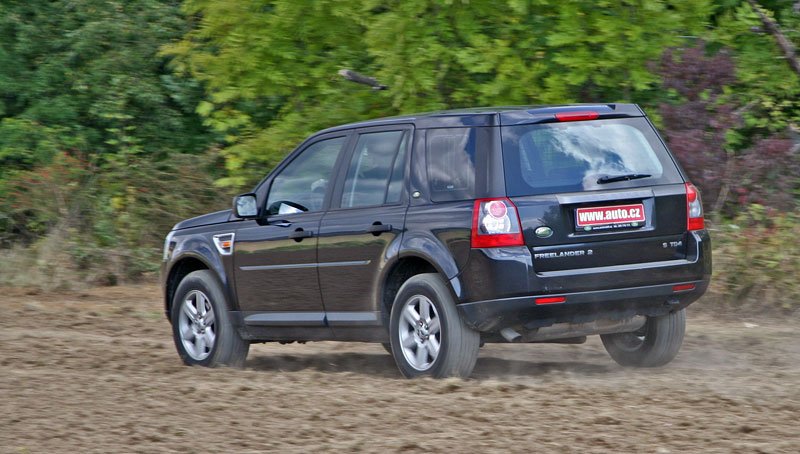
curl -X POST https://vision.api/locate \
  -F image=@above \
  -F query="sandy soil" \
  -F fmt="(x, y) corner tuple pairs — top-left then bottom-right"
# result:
(1, 285), (798, 453)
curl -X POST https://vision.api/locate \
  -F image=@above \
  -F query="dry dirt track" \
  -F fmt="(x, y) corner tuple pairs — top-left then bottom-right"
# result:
(1, 285), (798, 453)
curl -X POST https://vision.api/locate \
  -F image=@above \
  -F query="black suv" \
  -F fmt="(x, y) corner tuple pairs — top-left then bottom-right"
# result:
(162, 104), (711, 378)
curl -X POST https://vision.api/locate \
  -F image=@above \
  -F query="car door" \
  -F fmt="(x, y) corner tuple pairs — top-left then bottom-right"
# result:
(317, 126), (412, 338)
(233, 133), (350, 328)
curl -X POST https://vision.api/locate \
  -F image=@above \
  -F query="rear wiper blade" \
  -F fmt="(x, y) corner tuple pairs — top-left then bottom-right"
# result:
(597, 173), (652, 184)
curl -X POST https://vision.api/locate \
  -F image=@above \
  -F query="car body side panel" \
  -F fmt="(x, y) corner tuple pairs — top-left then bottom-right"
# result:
(400, 202), (473, 280)
(318, 206), (407, 313)
(233, 213), (325, 313)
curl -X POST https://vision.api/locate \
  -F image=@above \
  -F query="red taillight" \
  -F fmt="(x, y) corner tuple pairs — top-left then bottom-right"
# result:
(555, 111), (599, 122)
(471, 198), (524, 248)
(535, 296), (566, 305)
(673, 283), (695, 292)
(685, 183), (705, 231)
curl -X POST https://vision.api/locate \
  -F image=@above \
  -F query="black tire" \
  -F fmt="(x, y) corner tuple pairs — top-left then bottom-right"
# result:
(171, 270), (249, 368)
(600, 309), (686, 368)
(389, 273), (480, 378)
(381, 343), (393, 354)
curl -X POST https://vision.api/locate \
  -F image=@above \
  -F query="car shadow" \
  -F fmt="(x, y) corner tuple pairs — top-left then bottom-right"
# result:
(245, 352), (400, 378)
(471, 357), (614, 379)
(245, 351), (615, 379)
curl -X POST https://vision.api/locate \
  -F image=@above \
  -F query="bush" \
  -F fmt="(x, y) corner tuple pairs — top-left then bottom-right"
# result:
(658, 43), (800, 218)
(707, 206), (800, 312)
(0, 152), (229, 288)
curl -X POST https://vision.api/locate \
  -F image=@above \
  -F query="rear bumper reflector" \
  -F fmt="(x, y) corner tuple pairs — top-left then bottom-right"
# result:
(672, 283), (696, 292)
(535, 296), (566, 305)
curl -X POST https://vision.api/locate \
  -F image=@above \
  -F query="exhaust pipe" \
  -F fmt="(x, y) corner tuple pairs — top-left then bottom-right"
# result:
(500, 327), (522, 343)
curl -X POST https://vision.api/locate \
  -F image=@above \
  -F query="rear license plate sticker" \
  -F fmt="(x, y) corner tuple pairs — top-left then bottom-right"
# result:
(575, 203), (645, 231)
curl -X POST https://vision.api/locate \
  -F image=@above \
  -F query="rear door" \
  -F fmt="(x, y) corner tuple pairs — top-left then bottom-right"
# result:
(500, 117), (688, 277)
(317, 126), (411, 335)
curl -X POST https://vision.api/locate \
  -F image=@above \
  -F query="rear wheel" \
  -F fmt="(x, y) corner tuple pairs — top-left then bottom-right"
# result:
(389, 274), (480, 378)
(171, 270), (249, 368)
(601, 309), (686, 367)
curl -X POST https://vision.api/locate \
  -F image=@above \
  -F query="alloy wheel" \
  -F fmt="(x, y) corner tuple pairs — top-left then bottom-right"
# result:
(398, 295), (441, 371)
(177, 290), (216, 361)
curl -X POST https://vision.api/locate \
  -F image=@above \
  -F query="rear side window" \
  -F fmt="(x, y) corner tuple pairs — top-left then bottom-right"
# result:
(501, 118), (682, 196)
(427, 128), (477, 202)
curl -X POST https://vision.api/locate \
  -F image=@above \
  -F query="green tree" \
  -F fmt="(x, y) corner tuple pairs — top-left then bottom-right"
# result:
(0, 0), (222, 281)
(0, 0), (214, 169)
(168, 0), (713, 188)
(709, 0), (800, 135)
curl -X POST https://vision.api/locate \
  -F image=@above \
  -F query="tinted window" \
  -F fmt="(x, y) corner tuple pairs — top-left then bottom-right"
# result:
(267, 136), (346, 214)
(501, 118), (681, 196)
(427, 128), (477, 202)
(341, 130), (408, 208)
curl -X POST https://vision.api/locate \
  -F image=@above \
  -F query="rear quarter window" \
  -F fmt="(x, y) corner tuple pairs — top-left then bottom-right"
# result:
(427, 127), (477, 202)
(501, 118), (682, 196)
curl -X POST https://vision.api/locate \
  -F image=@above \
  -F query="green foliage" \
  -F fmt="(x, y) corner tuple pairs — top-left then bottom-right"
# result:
(168, 0), (714, 189)
(709, 1), (800, 134)
(0, 0), (220, 283)
(0, 0), (798, 297)
(0, 119), (65, 176)
(0, 0), (215, 162)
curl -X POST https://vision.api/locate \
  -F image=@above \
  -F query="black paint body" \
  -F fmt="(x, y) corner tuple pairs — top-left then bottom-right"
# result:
(161, 104), (712, 343)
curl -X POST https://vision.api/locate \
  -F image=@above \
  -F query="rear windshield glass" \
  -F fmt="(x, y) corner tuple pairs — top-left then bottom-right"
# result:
(501, 118), (681, 196)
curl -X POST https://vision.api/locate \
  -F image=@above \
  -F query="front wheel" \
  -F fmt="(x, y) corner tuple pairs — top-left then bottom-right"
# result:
(171, 270), (249, 368)
(389, 274), (480, 378)
(601, 309), (686, 367)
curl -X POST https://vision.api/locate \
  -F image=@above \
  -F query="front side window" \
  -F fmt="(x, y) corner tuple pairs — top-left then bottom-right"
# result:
(340, 130), (408, 209)
(267, 136), (346, 214)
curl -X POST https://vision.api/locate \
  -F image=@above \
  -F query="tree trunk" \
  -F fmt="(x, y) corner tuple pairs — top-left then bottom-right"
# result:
(338, 69), (387, 90)
(747, 0), (800, 78)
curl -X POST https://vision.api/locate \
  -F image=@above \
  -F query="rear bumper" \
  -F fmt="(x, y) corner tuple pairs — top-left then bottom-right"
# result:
(457, 279), (708, 332)
(454, 229), (712, 332)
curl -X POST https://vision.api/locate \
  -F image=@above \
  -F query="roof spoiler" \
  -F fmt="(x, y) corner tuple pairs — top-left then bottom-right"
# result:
(500, 104), (644, 126)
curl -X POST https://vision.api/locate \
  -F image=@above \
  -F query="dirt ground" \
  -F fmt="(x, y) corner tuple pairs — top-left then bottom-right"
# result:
(1, 285), (798, 453)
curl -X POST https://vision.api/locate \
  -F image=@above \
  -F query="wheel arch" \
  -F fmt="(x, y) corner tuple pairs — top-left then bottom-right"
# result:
(379, 251), (464, 326)
(164, 253), (226, 321)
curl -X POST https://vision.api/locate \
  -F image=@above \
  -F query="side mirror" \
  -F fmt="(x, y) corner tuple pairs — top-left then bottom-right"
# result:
(233, 193), (259, 218)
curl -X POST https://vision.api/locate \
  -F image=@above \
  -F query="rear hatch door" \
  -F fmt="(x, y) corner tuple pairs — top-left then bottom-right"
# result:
(500, 114), (688, 274)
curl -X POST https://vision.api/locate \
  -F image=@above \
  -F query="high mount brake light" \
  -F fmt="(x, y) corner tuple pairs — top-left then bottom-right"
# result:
(471, 198), (524, 248)
(554, 111), (599, 122)
(685, 183), (705, 231)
